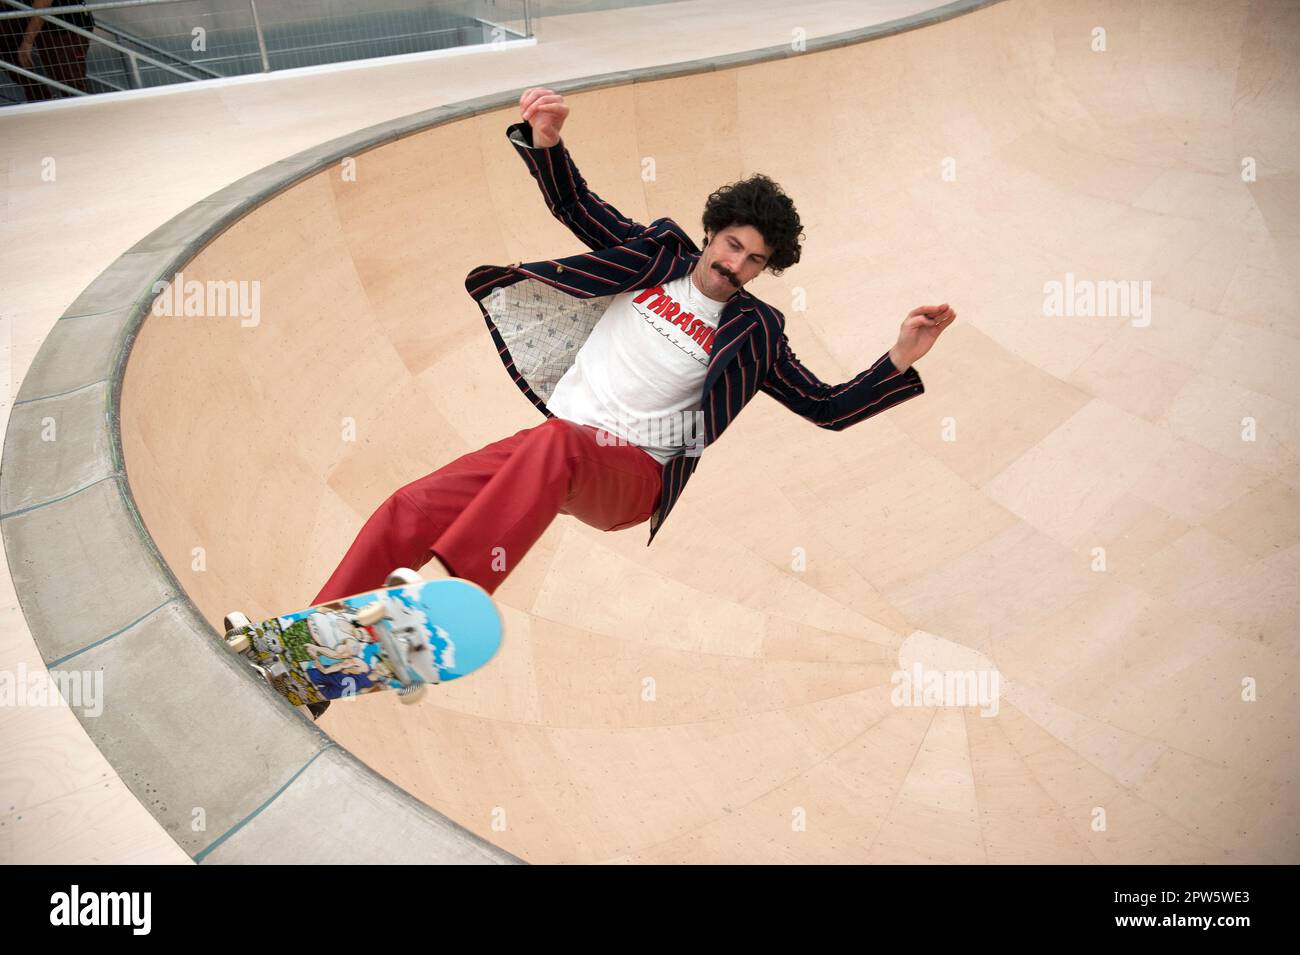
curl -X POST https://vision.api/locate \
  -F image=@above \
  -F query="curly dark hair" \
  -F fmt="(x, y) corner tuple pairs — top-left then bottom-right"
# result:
(700, 173), (804, 276)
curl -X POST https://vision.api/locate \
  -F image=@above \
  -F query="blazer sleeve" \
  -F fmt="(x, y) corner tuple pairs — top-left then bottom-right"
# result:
(506, 121), (649, 252)
(760, 330), (925, 430)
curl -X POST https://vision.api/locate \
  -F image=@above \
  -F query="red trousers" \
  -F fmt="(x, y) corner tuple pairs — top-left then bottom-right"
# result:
(312, 418), (664, 603)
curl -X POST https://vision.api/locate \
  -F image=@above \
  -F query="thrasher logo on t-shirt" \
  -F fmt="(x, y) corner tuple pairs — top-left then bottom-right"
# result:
(546, 271), (729, 465)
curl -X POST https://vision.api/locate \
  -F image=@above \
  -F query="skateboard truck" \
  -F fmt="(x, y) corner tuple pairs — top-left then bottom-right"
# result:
(358, 566), (441, 703)
(360, 601), (437, 703)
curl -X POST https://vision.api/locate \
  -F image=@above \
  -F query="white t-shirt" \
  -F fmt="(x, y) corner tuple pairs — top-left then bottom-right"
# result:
(547, 272), (730, 465)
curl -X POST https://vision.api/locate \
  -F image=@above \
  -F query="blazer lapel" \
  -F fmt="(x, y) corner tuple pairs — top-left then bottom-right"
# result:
(703, 312), (757, 396)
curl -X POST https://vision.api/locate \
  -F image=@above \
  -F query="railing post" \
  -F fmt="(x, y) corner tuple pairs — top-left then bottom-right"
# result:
(126, 50), (142, 88)
(249, 0), (270, 72)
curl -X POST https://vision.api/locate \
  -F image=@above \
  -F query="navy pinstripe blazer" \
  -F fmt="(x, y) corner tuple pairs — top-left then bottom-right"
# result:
(465, 121), (925, 546)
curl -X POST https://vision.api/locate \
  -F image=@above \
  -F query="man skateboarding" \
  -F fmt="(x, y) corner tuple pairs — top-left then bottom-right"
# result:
(305, 87), (954, 714)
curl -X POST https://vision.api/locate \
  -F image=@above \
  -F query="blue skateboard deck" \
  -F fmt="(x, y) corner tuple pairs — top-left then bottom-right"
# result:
(224, 577), (503, 707)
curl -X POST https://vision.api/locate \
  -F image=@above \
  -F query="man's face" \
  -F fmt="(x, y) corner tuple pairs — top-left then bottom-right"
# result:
(697, 225), (773, 299)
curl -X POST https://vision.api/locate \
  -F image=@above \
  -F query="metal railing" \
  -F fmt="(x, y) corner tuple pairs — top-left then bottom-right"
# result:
(92, 8), (224, 85)
(1, 0), (534, 106)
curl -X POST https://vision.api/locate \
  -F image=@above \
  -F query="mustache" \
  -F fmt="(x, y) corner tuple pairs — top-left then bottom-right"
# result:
(714, 265), (738, 284)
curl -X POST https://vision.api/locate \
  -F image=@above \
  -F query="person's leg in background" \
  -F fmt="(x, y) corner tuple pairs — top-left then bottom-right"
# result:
(37, 26), (91, 96)
(311, 417), (663, 605)
(0, 16), (52, 102)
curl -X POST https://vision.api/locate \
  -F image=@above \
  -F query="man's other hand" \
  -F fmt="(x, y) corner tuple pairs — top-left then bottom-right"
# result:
(520, 88), (569, 148)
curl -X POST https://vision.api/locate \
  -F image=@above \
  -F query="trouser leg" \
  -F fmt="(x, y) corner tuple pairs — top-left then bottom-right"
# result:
(38, 29), (90, 95)
(311, 418), (662, 604)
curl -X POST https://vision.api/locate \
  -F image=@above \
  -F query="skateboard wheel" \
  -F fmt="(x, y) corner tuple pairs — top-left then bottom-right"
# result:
(385, 567), (422, 586)
(223, 612), (252, 653)
(355, 601), (386, 626)
(399, 683), (427, 705)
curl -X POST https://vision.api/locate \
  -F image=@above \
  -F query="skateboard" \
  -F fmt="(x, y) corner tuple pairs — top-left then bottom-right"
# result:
(221, 568), (503, 709)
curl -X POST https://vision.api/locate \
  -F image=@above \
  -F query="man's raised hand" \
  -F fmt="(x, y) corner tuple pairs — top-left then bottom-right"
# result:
(519, 88), (569, 148)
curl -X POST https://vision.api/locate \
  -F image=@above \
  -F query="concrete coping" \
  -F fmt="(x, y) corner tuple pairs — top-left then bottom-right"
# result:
(0, 0), (1000, 864)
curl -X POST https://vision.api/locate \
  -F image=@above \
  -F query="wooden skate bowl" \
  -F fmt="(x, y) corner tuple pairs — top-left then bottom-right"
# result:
(11, 0), (1298, 863)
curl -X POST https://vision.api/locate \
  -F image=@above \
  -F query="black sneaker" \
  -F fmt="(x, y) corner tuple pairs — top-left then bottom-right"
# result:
(307, 700), (331, 720)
